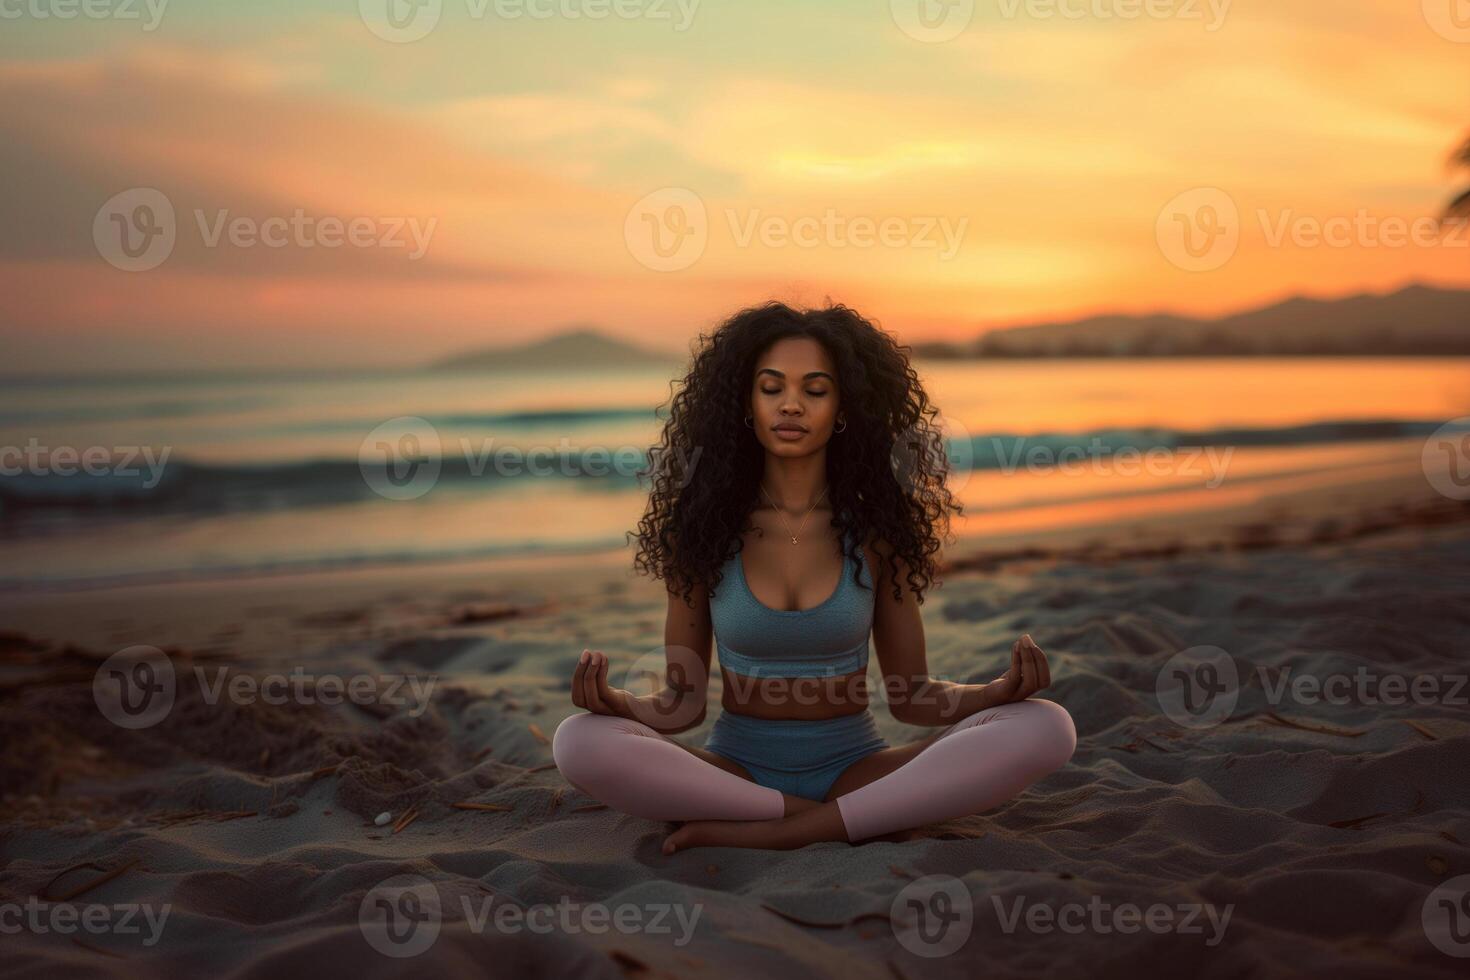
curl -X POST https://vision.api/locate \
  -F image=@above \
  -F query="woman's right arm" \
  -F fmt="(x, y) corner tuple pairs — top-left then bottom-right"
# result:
(568, 584), (713, 735)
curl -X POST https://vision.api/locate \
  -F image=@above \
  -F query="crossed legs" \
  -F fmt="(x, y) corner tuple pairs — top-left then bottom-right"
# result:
(551, 698), (1077, 852)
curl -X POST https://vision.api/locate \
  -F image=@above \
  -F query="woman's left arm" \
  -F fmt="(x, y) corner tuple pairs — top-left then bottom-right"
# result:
(867, 542), (1054, 726)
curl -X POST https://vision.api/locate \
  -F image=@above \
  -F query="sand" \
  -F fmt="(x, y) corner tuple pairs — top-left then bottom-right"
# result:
(1, 472), (1468, 978)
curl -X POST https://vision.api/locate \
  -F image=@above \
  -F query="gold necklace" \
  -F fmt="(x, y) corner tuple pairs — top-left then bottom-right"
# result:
(760, 484), (828, 545)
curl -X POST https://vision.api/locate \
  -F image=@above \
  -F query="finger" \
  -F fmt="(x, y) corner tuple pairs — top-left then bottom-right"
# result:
(594, 654), (619, 704)
(571, 650), (589, 708)
(590, 652), (614, 713)
(1018, 639), (1038, 698)
(582, 651), (605, 712)
(1027, 636), (1051, 689)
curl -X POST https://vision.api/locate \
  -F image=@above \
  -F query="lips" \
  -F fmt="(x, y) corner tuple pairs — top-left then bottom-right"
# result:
(771, 423), (808, 433)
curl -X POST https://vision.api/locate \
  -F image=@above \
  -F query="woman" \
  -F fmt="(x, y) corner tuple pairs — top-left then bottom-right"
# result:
(552, 302), (1076, 853)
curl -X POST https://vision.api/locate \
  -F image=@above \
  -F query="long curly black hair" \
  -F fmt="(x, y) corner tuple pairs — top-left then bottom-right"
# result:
(633, 301), (961, 605)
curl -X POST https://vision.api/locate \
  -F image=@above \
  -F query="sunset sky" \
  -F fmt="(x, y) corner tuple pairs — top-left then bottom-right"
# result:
(2, 0), (1468, 372)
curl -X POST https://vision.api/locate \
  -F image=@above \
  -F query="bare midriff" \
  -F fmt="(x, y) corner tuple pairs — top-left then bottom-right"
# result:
(719, 665), (871, 720)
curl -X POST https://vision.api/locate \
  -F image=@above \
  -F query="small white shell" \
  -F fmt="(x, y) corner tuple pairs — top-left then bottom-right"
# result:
(374, 811), (393, 826)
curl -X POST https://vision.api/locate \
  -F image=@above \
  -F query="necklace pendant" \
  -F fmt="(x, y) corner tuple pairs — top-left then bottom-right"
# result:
(790, 536), (798, 545)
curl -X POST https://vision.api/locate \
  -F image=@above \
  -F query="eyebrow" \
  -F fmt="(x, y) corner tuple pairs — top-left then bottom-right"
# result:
(757, 368), (835, 382)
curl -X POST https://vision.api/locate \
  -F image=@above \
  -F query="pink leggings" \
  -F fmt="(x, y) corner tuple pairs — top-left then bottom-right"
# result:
(551, 698), (1076, 842)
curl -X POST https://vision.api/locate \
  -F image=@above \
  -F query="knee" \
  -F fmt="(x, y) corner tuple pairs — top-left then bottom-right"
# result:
(551, 712), (619, 785)
(1024, 698), (1077, 770)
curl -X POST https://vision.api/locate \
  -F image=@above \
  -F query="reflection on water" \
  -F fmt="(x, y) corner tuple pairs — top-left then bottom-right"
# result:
(3, 358), (1467, 587)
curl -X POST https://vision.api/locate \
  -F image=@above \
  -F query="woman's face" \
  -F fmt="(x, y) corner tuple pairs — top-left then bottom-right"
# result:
(748, 336), (842, 458)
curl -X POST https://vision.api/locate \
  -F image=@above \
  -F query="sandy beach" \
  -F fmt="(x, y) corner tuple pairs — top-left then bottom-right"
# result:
(2, 451), (1468, 978)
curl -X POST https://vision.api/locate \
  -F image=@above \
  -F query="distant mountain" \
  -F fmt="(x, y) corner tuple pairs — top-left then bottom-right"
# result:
(431, 327), (678, 372)
(914, 284), (1470, 358)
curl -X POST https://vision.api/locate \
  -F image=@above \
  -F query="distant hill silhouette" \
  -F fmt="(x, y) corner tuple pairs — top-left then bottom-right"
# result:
(431, 328), (678, 372)
(914, 284), (1470, 358)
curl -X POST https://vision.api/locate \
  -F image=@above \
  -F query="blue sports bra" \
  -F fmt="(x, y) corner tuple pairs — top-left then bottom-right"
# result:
(708, 533), (875, 679)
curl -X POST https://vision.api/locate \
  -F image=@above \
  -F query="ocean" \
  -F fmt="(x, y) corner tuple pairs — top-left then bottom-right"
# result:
(3, 357), (1468, 589)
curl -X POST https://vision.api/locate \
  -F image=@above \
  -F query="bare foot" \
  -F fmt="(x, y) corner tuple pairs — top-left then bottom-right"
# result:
(663, 819), (793, 854)
(663, 804), (849, 853)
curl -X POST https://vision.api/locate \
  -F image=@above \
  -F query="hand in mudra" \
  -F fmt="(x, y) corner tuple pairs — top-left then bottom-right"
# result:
(987, 634), (1053, 704)
(570, 649), (633, 717)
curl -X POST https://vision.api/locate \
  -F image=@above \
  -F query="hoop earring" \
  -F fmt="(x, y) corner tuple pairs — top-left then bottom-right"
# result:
(834, 418), (847, 434)
(744, 415), (754, 428)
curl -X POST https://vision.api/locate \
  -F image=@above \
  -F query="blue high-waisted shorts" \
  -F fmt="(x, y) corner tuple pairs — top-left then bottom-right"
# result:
(704, 709), (889, 801)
